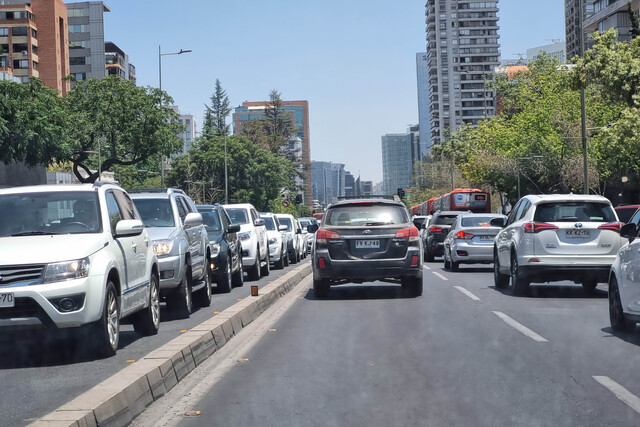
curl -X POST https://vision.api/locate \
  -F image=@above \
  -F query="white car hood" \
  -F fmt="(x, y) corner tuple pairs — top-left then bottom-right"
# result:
(146, 227), (177, 241)
(0, 234), (108, 265)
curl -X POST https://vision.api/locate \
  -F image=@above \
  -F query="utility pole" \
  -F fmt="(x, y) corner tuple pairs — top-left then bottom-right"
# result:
(578, 0), (589, 194)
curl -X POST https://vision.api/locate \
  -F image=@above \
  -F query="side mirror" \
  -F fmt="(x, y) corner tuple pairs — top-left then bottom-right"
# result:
(184, 212), (203, 228)
(307, 224), (318, 233)
(296, 228), (302, 234)
(278, 225), (288, 231)
(620, 223), (638, 241)
(228, 223), (240, 233)
(115, 219), (145, 237)
(254, 218), (265, 227)
(490, 217), (506, 228)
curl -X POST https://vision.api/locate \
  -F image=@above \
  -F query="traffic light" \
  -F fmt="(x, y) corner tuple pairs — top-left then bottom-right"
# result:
(397, 188), (405, 199)
(295, 194), (302, 204)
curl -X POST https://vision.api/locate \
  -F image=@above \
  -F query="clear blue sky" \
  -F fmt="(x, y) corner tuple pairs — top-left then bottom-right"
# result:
(101, 0), (565, 184)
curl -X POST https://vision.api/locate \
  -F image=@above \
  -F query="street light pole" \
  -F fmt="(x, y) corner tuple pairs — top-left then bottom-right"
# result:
(158, 45), (192, 187)
(224, 134), (228, 204)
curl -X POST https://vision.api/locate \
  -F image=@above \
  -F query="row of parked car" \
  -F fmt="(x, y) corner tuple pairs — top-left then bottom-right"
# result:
(412, 193), (640, 334)
(0, 183), (317, 357)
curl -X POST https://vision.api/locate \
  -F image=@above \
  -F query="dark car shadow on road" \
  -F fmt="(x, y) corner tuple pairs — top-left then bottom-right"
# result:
(491, 284), (608, 299)
(304, 285), (415, 301)
(442, 266), (493, 273)
(601, 326), (640, 347)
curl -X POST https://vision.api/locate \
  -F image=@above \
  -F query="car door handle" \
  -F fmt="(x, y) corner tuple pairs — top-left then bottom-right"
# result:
(144, 239), (149, 246)
(131, 243), (137, 251)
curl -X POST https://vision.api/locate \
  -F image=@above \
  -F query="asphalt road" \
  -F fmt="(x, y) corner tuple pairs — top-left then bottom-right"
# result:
(134, 260), (640, 427)
(0, 258), (309, 427)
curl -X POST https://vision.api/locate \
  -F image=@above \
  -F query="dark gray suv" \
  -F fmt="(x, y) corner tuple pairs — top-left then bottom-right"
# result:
(311, 198), (423, 297)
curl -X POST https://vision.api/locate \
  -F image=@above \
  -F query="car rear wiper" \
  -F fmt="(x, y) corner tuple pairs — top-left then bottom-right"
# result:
(11, 231), (60, 236)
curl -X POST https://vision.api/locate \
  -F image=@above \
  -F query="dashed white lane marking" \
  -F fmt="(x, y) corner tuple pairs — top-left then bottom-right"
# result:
(423, 264), (431, 270)
(492, 311), (548, 342)
(432, 271), (448, 281)
(454, 286), (480, 301)
(593, 376), (640, 415)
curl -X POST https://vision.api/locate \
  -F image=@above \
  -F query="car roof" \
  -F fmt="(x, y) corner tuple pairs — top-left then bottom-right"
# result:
(327, 199), (405, 208)
(0, 183), (114, 195)
(222, 203), (255, 210)
(525, 194), (612, 205)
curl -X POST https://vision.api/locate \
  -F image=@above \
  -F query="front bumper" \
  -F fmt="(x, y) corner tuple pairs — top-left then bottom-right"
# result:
(269, 243), (283, 262)
(157, 254), (184, 290)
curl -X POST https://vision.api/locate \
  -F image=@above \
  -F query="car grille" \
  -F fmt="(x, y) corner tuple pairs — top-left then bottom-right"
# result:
(0, 265), (45, 287)
(0, 297), (54, 328)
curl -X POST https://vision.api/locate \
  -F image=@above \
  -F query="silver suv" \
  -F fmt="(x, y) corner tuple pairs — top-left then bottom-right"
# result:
(131, 189), (211, 317)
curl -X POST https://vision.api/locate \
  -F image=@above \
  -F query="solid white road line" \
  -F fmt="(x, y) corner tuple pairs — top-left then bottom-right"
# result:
(593, 376), (640, 415)
(454, 286), (480, 301)
(423, 264), (431, 270)
(432, 271), (448, 281)
(492, 311), (548, 343)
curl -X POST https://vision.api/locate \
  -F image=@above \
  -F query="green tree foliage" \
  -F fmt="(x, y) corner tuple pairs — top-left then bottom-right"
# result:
(166, 135), (295, 211)
(628, 3), (640, 39)
(0, 78), (69, 166)
(202, 79), (231, 138)
(66, 76), (183, 183)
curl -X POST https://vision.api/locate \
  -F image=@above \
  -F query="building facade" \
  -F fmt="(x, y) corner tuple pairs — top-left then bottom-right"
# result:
(67, 1), (109, 85)
(416, 52), (431, 154)
(526, 41), (567, 64)
(311, 161), (345, 208)
(105, 41), (135, 83)
(233, 100), (312, 207)
(425, 0), (500, 147)
(583, 0), (639, 45)
(382, 133), (414, 195)
(169, 106), (197, 155)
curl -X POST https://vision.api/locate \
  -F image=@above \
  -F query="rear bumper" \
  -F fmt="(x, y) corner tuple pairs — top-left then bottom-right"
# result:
(451, 242), (493, 264)
(519, 264), (611, 283)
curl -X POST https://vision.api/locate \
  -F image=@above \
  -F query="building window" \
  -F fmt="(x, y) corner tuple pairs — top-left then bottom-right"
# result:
(69, 25), (89, 33)
(31, 45), (37, 55)
(69, 40), (88, 49)
(70, 56), (86, 65)
(12, 27), (28, 37)
(68, 8), (88, 17)
(0, 28), (8, 37)
(31, 28), (36, 39)
(32, 60), (38, 71)
(13, 59), (28, 69)
(73, 72), (86, 80)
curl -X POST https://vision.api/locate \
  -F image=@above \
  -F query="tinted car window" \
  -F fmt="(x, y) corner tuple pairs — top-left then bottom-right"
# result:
(105, 192), (123, 234)
(433, 215), (458, 225)
(262, 216), (276, 231)
(133, 199), (175, 227)
(534, 202), (616, 222)
(461, 216), (498, 227)
(226, 208), (249, 224)
(199, 209), (222, 231)
(324, 205), (408, 226)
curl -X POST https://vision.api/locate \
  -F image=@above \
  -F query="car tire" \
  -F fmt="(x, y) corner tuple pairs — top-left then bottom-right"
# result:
(217, 258), (233, 293)
(581, 279), (598, 293)
(313, 277), (330, 298)
(290, 248), (298, 264)
(274, 249), (285, 269)
(283, 246), (290, 267)
(132, 273), (160, 336)
(194, 263), (212, 307)
(451, 259), (460, 272)
(260, 250), (270, 276)
(168, 267), (192, 318)
(232, 251), (244, 287)
(443, 250), (451, 270)
(425, 248), (434, 262)
(493, 251), (510, 289)
(609, 276), (635, 332)
(510, 251), (529, 296)
(248, 247), (261, 281)
(92, 281), (120, 358)
(401, 276), (423, 297)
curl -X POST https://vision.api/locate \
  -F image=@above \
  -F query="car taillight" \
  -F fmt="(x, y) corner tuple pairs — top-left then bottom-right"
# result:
(455, 230), (474, 240)
(396, 227), (420, 241)
(316, 228), (340, 244)
(598, 222), (622, 232)
(429, 226), (442, 233)
(523, 222), (559, 233)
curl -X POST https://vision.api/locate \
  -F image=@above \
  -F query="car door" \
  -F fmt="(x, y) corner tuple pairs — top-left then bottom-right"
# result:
(177, 196), (204, 280)
(222, 208), (240, 270)
(496, 199), (524, 269)
(620, 209), (640, 313)
(251, 208), (267, 260)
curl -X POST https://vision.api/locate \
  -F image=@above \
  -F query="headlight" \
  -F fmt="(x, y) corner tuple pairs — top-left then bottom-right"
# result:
(238, 231), (251, 241)
(210, 242), (221, 256)
(268, 237), (278, 245)
(153, 239), (174, 256)
(44, 258), (90, 283)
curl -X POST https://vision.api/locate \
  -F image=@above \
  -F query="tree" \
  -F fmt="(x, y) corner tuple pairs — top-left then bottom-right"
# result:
(65, 76), (183, 183)
(628, 3), (640, 39)
(0, 78), (70, 167)
(239, 89), (296, 155)
(202, 79), (232, 137)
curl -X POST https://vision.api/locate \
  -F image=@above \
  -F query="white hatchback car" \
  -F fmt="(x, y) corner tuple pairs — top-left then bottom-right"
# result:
(492, 194), (623, 295)
(0, 183), (159, 357)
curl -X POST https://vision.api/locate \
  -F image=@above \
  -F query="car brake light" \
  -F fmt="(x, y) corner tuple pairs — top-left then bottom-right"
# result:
(455, 230), (474, 240)
(429, 226), (442, 233)
(316, 228), (340, 244)
(318, 257), (326, 268)
(411, 255), (418, 266)
(598, 222), (622, 232)
(396, 227), (420, 241)
(523, 222), (559, 233)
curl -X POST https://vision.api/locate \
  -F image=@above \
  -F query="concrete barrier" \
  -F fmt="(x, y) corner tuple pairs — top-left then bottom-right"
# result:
(31, 263), (311, 427)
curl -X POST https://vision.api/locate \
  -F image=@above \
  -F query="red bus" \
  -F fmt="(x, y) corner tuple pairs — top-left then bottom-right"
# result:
(436, 188), (490, 213)
(312, 212), (324, 223)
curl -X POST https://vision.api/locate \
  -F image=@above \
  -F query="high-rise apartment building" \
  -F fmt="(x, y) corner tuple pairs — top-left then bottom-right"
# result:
(425, 0), (500, 147)
(169, 106), (197, 155)
(565, 0), (596, 60)
(416, 52), (432, 155)
(381, 133), (415, 195)
(105, 41), (135, 83)
(311, 161), (345, 208)
(67, 1), (109, 85)
(233, 100), (312, 207)
(526, 41), (567, 64)
(0, 0), (69, 94)
(583, 0), (638, 45)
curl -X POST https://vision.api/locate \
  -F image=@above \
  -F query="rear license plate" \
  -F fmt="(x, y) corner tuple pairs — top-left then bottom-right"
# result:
(355, 240), (380, 249)
(0, 292), (14, 308)
(566, 229), (591, 239)
(479, 235), (495, 240)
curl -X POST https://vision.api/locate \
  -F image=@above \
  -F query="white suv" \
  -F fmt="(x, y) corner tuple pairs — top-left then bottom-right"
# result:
(493, 194), (623, 295)
(224, 203), (269, 280)
(0, 183), (159, 357)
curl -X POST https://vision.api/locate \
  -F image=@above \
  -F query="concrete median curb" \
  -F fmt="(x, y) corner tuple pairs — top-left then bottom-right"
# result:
(31, 263), (311, 427)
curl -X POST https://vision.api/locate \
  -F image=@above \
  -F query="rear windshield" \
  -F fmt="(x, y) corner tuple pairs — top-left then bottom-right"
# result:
(324, 204), (408, 226)
(226, 208), (249, 225)
(461, 216), (495, 227)
(433, 215), (459, 225)
(534, 202), (616, 223)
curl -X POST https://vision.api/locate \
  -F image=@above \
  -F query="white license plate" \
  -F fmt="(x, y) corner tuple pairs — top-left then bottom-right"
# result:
(479, 235), (495, 240)
(355, 240), (380, 249)
(566, 229), (591, 239)
(0, 292), (14, 308)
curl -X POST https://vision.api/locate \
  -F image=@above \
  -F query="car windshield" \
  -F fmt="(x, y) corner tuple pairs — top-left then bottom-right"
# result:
(278, 217), (292, 231)
(324, 204), (408, 226)
(198, 209), (222, 231)
(262, 216), (276, 231)
(133, 198), (175, 227)
(433, 215), (459, 226)
(226, 208), (249, 225)
(0, 191), (101, 237)
(461, 216), (497, 227)
(534, 202), (616, 222)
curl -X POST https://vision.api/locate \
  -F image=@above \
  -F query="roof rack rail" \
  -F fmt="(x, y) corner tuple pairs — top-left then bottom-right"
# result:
(336, 194), (400, 201)
(127, 188), (186, 195)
